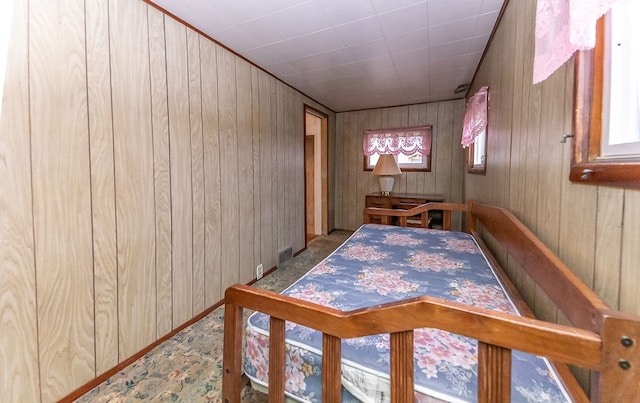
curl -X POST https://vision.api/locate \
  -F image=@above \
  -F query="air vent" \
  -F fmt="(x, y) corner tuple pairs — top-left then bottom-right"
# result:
(278, 246), (293, 265)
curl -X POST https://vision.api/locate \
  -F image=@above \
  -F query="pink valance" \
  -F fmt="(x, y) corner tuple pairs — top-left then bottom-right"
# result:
(533, 0), (620, 84)
(461, 86), (489, 148)
(363, 126), (432, 157)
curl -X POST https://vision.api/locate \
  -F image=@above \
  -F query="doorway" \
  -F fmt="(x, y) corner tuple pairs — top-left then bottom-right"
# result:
(304, 106), (328, 244)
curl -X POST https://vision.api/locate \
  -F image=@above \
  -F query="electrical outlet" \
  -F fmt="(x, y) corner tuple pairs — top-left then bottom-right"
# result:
(256, 263), (264, 279)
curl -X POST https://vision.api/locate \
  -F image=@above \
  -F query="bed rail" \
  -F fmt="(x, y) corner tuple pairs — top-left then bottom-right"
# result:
(222, 285), (605, 402)
(224, 201), (640, 402)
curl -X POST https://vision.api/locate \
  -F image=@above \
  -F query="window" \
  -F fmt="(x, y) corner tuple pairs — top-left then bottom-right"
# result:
(572, 2), (640, 187)
(462, 86), (488, 174)
(466, 128), (487, 174)
(363, 126), (432, 172)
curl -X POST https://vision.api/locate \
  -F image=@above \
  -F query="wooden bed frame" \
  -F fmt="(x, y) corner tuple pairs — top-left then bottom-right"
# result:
(222, 201), (639, 402)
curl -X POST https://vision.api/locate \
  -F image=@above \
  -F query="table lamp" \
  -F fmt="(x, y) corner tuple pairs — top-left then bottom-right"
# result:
(372, 154), (401, 196)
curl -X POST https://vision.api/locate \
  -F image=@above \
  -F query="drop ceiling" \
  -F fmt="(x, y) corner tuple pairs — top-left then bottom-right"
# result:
(148, 0), (505, 112)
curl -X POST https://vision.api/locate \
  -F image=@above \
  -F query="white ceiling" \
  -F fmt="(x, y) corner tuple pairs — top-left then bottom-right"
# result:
(148, 0), (505, 112)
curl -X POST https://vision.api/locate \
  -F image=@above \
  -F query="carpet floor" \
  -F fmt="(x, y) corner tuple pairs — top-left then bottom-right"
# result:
(75, 230), (352, 402)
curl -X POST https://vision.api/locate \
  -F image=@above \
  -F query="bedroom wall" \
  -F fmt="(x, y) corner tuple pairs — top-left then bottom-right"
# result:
(465, 0), (640, 334)
(333, 101), (466, 230)
(0, 0), (334, 401)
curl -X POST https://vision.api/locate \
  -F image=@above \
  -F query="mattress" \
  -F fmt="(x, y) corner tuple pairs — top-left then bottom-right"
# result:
(243, 224), (572, 402)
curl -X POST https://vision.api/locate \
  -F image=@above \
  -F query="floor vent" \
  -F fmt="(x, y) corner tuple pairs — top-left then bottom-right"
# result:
(278, 246), (293, 265)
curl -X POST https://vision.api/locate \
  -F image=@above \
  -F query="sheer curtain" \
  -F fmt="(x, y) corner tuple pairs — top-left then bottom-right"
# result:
(533, 0), (621, 84)
(461, 86), (489, 148)
(362, 126), (432, 156)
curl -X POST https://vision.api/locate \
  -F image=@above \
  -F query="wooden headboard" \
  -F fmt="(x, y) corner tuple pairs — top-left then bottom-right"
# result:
(222, 201), (640, 402)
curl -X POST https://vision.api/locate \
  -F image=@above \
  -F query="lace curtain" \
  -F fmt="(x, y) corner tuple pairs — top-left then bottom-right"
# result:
(362, 126), (432, 156)
(533, 0), (621, 84)
(461, 86), (489, 148)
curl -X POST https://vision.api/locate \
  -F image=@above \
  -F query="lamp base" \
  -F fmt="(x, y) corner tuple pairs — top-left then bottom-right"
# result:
(378, 176), (395, 196)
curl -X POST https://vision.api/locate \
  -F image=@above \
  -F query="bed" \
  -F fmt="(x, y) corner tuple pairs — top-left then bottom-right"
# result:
(222, 201), (640, 402)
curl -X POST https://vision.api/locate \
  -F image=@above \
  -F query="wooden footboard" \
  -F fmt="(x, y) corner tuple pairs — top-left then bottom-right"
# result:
(223, 201), (640, 402)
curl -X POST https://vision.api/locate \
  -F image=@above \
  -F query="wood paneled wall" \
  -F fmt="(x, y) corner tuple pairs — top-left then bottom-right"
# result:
(333, 101), (465, 230)
(0, 0), (332, 401)
(466, 0), (640, 342)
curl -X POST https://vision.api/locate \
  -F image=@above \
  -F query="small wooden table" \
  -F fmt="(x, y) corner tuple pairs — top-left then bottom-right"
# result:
(364, 193), (445, 228)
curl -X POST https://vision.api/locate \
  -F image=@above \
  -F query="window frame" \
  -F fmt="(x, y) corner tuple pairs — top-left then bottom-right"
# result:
(362, 126), (433, 172)
(571, 16), (640, 188)
(363, 152), (431, 172)
(466, 127), (487, 175)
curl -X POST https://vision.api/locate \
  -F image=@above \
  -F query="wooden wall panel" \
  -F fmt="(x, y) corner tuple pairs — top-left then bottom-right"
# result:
(1, 0), (335, 399)
(620, 190), (640, 315)
(200, 41), (222, 307)
(29, 0), (95, 400)
(109, 0), (157, 359)
(0, 0), (39, 400)
(188, 30), (205, 314)
(218, 48), (240, 288)
(251, 67), (262, 270)
(236, 58), (255, 283)
(147, 7), (173, 338)
(334, 100), (464, 230)
(165, 17), (193, 328)
(466, 0), (640, 359)
(258, 71), (275, 269)
(86, 0), (118, 375)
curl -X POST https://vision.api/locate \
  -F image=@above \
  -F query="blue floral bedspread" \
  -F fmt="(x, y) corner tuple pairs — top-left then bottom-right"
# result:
(244, 224), (571, 402)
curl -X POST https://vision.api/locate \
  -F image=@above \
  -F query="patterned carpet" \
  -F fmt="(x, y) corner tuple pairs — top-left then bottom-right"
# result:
(75, 230), (351, 402)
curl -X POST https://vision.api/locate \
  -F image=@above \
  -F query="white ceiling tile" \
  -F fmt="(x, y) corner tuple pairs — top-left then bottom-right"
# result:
(149, 0), (504, 111)
(377, 2), (429, 37)
(314, 0), (377, 25)
(385, 28), (429, 55)
(334, 17), (385, 46)
(429, 39), (472, 60)
(392, 48), (429, 67)
(371, 0), (427, 14)
(427, 0), (483, 25)
(429, 16), (479, 46)
(348, 39), (391, 61)
(238, 1), (331, 45)
(217, 0), (312, 24)
(259, 29), (345, 61)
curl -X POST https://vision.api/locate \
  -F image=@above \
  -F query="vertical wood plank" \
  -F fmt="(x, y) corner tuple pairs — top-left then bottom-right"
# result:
(165, 17), (193, 327)
(595, 187), (623, 308)
(188, 30), (205, 314)
(477, 342), (511, 403)
(334, 113), (344, 228)
(86, 0), (118, 374)
(268, 318), (286, 402)
(345, 113), (358, 229)
(322, 334), (342, 402)
(201, 41), (222, 307)
(251, 66), (262, 271)
(218, 48), (240, 288)
(424, 103), (438, 194)
(435, 102), (453, 201)
(259, 71), (275, 269)
(30, 0), (95, 399)
(0, 0), (40, 399)
(236, 58), (255, 283)
(147, 7), (173, 337)
(110, 0), (157, 358)
(620, 190), (640, 315)
(390, 331), (414, 403)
